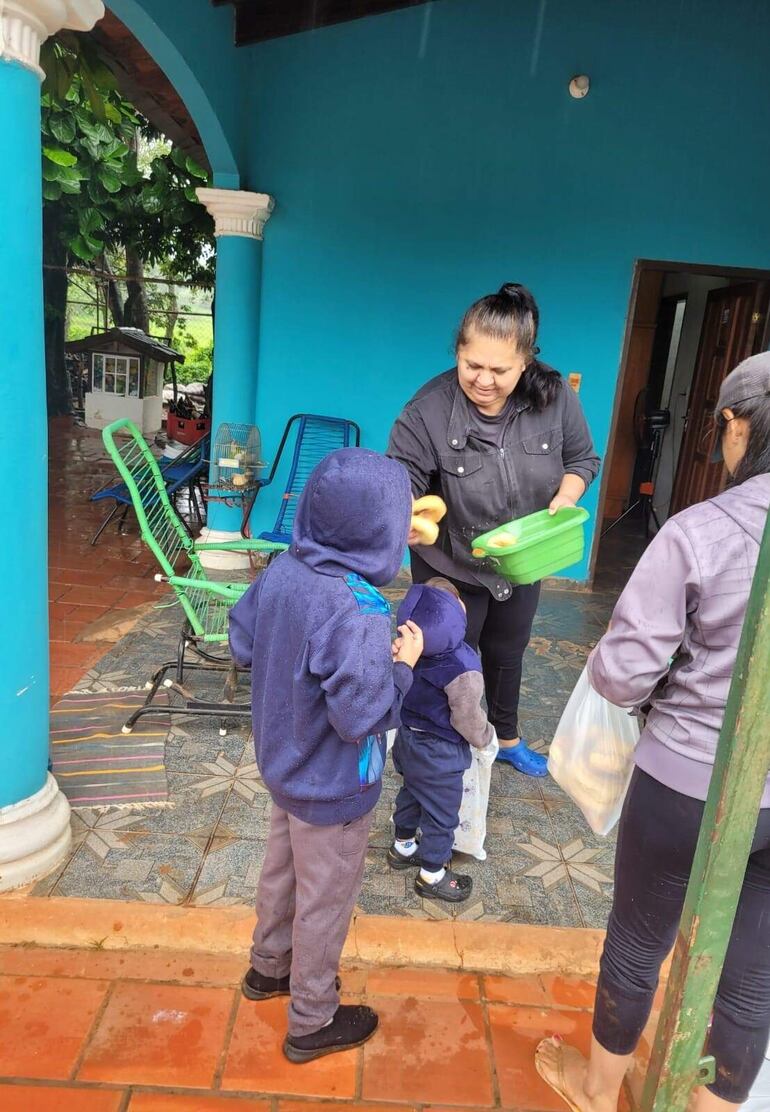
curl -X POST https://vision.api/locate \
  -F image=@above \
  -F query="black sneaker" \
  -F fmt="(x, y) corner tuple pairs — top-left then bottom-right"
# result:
(387, 842), (421, 870)
(284, 1004), (379, 1063)
(242, 968), (290, 1000)
(242, 968), (341, 1001)
(415, 868), (472, 903)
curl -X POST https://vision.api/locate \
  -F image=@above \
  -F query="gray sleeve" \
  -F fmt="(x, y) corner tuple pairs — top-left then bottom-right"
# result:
(445, 671), (495, 749)
(560, 382), (601, 490)
(387, 403), (438, 498)
(587, 520), (699, 707)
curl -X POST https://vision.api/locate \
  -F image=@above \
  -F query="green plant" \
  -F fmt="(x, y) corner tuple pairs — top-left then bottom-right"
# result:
(40, 32), (216, 414)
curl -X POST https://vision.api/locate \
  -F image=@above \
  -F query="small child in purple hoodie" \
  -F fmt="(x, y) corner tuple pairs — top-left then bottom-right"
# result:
(388, 578), (495, 903)
(229, 448), (422, 1064)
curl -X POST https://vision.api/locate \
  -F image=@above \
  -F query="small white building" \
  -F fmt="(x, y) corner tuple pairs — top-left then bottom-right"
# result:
(66, 327), (184, 436)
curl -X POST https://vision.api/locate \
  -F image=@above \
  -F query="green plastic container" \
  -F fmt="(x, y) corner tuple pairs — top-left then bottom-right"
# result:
(472, 506), (590, 585)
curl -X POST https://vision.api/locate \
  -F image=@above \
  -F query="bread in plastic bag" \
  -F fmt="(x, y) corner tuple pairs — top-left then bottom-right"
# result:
(453, 733), (499, 861)
(547, 666), (640, 836)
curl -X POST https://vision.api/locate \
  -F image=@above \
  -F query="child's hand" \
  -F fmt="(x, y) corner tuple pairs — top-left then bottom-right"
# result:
(393, 620), (424, 668)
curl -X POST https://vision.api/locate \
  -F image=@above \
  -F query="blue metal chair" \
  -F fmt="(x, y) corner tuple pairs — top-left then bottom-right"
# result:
(90, 432), (210, 545)
(246, 414), (361, 545)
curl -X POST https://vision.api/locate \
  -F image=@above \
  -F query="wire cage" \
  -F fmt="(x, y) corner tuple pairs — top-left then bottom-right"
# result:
(207, 423), (265, 498)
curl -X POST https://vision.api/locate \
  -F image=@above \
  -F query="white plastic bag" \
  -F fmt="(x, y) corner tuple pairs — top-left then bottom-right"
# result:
(547, 667), (640, 836)
(386, 729), (396, 753)
(453, 734), (499, 861)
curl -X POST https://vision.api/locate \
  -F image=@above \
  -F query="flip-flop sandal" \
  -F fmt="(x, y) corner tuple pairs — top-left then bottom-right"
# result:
(534, 1038), (584, 1112)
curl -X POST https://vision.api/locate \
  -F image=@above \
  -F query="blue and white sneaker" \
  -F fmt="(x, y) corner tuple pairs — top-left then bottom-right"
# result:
(496, 739), (548, 777)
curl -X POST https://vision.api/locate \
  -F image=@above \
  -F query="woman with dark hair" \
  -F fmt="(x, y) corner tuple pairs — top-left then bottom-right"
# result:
(388, 284), (600, 778)
(536, 353), (770, 1111)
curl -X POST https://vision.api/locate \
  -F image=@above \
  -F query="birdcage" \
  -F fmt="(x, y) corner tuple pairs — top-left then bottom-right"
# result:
(207, 423), (265, 498)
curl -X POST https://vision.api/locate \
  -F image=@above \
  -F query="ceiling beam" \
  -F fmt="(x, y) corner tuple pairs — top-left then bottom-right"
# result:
(214, 0), (432, 46)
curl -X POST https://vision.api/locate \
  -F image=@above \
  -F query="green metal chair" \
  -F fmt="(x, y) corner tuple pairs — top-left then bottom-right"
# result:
(101, 417), (286, 735)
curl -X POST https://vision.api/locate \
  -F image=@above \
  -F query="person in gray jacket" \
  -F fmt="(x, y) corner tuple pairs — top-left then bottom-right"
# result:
(536, 352), (770, 1111)
(388, 283), (600, 778)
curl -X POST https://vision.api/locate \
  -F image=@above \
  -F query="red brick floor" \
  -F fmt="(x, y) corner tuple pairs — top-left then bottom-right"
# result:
(48, 418), (169, 701)
(0, 946), (647, 1111)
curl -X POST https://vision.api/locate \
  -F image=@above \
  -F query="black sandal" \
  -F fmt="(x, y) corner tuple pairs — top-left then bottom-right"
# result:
(415, 868), (472, 903)
(387, 842), (422, 870)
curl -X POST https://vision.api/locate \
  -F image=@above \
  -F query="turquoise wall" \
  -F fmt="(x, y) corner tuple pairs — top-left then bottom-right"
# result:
(107, 0), (245, 185)
(242, 0), (770, 576)
(0, 61), (50, 807)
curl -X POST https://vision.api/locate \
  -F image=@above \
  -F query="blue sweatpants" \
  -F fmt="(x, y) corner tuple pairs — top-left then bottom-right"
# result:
(391, 724), (471, 871)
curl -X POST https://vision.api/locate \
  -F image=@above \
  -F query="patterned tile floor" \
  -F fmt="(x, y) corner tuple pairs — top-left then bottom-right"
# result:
(41, 419), (647, 927)
(0, 944), (646, 1110)
(36, 563), (637, 927)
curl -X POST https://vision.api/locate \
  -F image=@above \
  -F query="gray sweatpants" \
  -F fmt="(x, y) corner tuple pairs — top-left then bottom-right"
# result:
(250, 801), (372, 1036)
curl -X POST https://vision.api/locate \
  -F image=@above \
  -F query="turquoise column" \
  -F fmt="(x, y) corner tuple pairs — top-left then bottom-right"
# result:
(0, 0), (104, 890)
(0, 59), (50, 810)
(196, 189), (274, 550)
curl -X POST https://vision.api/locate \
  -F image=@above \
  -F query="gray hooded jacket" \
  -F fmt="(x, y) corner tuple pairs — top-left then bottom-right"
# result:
(587, 474), (770, 804)
(388, 367), (600, 598)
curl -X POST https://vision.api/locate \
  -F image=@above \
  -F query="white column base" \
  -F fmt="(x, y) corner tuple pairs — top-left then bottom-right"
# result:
(0, 774), (72, 893)
(197, 528), (252, 571)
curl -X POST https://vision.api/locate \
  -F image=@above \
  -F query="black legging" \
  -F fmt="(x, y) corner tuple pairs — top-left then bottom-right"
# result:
(595, 768), (770, 1104)
(410, 550), (540, 739)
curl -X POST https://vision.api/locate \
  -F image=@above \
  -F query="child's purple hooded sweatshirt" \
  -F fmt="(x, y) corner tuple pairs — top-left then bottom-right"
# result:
(229, 448), (414, 826)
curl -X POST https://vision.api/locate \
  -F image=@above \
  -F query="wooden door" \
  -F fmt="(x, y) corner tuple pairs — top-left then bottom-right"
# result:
(670, 282), (769, 513)
(603, 269), (663, 522)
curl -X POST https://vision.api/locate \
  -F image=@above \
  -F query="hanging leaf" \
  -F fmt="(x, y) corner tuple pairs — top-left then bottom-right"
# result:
(152, 158), (170, 185)
(121, 156), (144, 188)
(49, 114), (76, 144)
(82, 136), (103, 161)
(97, 165), (123, 193)
(87, 176), (111, 204)
(185, 156), (209, 180)
(140, 186), (165, 215)
(43, 179), (63, 201)
(87, 59), (118, 93)
(40, 40), (58, 94)
(80, 68), (106, 123)
(70, 233), (102, 261)
(58, 178), (82, 195)
(43, 146), (78, 167)
(103, 139), (130, 161)
(79, 207), (106, 234)
(42, 160), (66, 182)
(55, 54), (77, 102)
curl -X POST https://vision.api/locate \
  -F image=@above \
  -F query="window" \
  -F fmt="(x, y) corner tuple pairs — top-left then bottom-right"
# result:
(128, 358), (140, 397)
(93, 353), (141, 397)
(92, 353), (104, 391)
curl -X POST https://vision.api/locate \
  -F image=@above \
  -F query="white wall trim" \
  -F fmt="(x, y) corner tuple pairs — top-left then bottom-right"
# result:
(196, 187), (275, 241)
(0, 773), (72, 892)
(0, 1), (104, 78)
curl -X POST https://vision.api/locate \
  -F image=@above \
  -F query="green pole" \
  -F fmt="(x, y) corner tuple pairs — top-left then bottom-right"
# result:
(641, 504), (770, 1111)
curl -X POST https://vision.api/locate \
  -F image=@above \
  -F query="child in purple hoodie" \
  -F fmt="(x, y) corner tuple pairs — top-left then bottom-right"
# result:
(388, 578), (495, 903)
(229, 448), (422, 1064)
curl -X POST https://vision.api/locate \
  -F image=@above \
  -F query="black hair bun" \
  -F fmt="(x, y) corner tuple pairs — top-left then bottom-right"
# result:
(498, 283), (526, 299)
